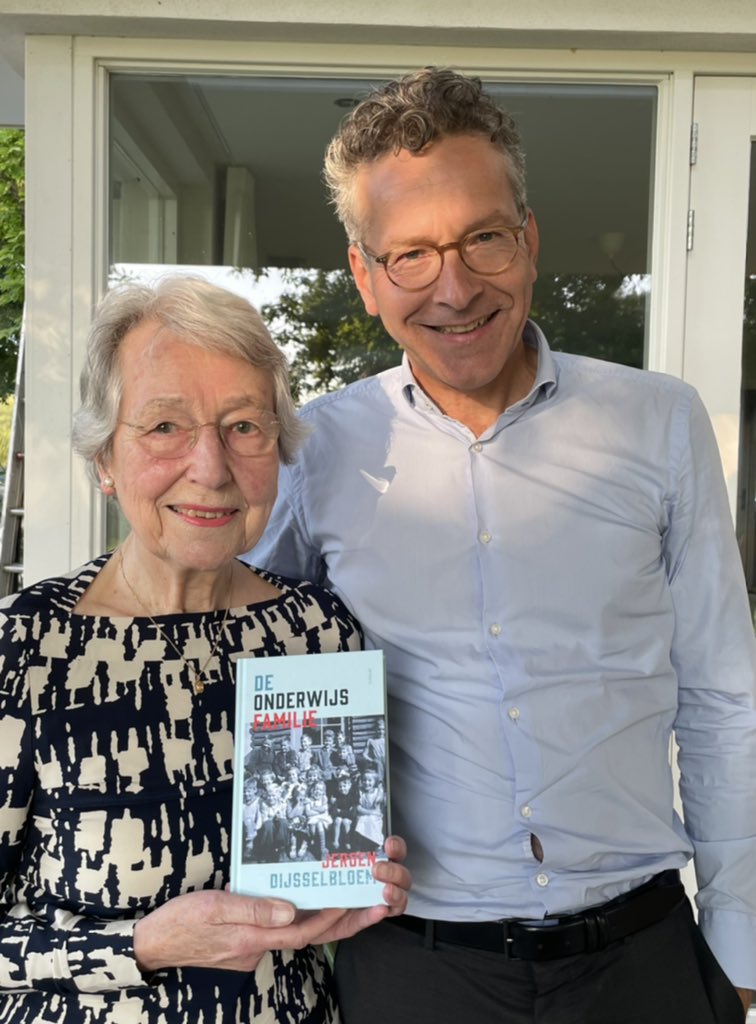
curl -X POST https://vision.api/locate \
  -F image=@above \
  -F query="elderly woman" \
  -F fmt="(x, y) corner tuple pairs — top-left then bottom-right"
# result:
(0, 275), (409, 1024)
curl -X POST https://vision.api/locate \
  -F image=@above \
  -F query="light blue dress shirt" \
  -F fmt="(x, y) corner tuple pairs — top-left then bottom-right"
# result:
(251, 322), (756, 988)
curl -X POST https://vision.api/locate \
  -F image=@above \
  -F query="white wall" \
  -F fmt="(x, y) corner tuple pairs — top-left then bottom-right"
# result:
(2, 0), (756, 54)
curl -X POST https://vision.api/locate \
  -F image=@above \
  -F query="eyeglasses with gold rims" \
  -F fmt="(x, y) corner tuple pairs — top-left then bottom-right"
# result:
(358, 223), (528, 292)
(119, 409), (280, 459)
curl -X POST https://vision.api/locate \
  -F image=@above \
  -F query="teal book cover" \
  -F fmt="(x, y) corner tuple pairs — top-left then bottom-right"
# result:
(231, 649), (390, 909)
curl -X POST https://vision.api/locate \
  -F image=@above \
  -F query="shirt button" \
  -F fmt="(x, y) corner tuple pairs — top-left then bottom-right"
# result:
(508, 707), (520, 721)
(521, 804), (533, 819)
(478, 530), (492, 544)
(489, 623), (502, 637)
(536, 873), (549, 888)
(472, 442), (483, 453)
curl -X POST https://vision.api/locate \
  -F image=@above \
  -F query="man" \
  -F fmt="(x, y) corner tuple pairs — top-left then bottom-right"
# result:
(251, 68), (756, 1022)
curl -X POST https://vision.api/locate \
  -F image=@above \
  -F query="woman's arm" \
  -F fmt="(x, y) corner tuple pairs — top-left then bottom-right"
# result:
(0, 614), (149, 994)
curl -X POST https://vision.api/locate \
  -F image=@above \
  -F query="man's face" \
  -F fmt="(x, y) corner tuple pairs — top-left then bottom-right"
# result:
(349, 134), (539, 421)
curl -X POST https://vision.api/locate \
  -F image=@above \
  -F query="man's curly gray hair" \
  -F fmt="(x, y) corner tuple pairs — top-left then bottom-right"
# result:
(324, 67), (528, 242)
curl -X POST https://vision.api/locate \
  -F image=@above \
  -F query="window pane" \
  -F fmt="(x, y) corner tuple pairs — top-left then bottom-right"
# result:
(109, 73), (655, 369)
(737, 144), (756, 616)
(107, 74), (656, 544)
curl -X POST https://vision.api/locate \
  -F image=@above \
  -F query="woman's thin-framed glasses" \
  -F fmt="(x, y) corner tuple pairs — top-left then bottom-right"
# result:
(119, 410), (280, 459)
(359, 223), (528, 291)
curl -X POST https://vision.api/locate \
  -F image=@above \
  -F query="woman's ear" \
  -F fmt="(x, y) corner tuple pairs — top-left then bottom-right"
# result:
(96, 458), (116, 495)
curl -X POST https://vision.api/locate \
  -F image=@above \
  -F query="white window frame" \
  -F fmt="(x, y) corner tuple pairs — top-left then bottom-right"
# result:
(23, 37), (756, 584)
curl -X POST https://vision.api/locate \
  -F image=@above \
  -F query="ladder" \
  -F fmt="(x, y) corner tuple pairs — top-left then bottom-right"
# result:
(0, 322), (24, 596)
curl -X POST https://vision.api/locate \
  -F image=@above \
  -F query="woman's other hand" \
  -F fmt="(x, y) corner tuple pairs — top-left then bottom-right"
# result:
(297, 834), (410, 946)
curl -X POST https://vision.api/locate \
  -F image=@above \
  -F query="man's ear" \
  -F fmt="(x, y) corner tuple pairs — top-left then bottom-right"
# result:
(349, 245), (380, 317)
(523, 208), (540, 279)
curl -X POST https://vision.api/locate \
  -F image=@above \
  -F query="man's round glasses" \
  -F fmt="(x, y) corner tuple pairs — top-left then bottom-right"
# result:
(119, 411), (280, 459)
(359, 223), (527, 292)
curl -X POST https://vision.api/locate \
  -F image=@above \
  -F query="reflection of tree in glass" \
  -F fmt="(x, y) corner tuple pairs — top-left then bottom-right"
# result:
(262, 269), (399, 401)
(736, 275), (756, 616)
(531, 273), (647, 369)
(264, 268), (649, 402)
(0, 128), (24, 399)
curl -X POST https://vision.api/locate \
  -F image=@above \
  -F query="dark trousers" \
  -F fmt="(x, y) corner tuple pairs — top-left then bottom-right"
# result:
(333, 900), (744, 1024)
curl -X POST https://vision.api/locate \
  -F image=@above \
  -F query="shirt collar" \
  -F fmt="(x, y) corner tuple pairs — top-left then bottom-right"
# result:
(400, 319), (558, 413)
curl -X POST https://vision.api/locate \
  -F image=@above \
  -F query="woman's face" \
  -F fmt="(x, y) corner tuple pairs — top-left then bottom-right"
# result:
(102, 319), (279, 575)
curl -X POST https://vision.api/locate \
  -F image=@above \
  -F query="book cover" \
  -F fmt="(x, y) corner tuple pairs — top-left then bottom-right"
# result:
(231, 648), (390, 909)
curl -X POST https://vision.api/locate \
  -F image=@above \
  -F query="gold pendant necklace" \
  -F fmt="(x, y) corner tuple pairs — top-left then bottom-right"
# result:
(118, 548), (233, 695)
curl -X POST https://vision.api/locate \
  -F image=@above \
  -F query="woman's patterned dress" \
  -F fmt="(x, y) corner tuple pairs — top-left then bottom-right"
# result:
(0, 555), (362, 1023)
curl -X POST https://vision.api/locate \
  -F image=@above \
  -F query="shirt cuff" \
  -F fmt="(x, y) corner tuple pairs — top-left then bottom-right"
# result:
(698, 907), (756, 991)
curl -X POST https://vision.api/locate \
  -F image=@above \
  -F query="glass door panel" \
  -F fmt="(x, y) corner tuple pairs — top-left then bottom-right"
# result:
(107, 73), (657, 547)
(109, 73), (656, 377)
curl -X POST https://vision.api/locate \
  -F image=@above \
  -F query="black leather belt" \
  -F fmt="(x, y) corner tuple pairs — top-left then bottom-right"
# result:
(389, 870), (685, 961)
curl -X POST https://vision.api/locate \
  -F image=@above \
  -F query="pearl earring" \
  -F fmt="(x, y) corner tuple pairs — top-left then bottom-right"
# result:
(101, 475), (114, 490)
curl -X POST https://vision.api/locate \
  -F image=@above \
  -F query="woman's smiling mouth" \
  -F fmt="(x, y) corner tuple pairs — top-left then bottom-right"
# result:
(169, 505), (238, 522)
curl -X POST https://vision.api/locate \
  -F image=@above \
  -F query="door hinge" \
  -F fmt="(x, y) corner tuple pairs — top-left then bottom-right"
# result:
(690, 122), (699, 165)
(686, 209), (695, 251)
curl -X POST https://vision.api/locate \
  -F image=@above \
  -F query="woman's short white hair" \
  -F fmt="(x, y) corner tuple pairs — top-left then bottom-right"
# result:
(72, 274), (307, 482)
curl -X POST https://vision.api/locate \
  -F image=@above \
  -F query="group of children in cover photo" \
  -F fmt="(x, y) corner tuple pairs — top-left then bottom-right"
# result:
(241, 718), (387, 864)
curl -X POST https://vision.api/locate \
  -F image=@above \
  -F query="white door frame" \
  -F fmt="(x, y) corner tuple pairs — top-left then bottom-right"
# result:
(684, 77), (756, 520)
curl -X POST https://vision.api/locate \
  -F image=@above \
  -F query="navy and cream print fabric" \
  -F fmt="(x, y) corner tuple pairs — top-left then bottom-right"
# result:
(0, 555), (361, 1023)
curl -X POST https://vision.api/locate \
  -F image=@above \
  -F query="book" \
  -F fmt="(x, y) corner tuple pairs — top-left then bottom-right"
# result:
(230, 648), (390, 909)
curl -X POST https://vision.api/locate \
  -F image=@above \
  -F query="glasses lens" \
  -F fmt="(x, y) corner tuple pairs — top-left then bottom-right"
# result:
(222, 416), (280, 456)
(135, 420), (194, 458)
(462, 229), (519, 274)
(385, 245), (441, 289)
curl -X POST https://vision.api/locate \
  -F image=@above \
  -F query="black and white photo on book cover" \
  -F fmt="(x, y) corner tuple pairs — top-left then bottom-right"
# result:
(231, 649), (390, 908)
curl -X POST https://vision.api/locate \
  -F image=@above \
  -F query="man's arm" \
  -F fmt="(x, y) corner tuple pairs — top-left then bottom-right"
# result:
(665, 391), (756, 995)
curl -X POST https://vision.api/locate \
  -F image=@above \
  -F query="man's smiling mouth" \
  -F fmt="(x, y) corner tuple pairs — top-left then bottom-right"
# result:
(432, 312), (496, 335)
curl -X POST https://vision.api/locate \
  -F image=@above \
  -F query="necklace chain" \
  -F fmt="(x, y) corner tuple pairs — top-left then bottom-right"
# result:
(118, 548), (232, 696)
